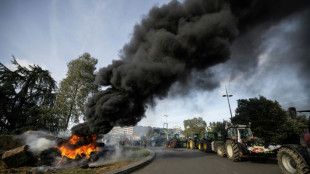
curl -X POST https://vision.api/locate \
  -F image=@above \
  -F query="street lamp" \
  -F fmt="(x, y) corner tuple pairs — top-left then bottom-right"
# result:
(163, 115), (168, 140)
(222, 86), (233, 119)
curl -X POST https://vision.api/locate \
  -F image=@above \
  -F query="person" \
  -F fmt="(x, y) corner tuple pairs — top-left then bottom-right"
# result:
(142, 138), (147, 148)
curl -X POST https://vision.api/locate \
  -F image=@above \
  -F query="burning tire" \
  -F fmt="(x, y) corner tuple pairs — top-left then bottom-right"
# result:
(225, 140), (241, 162)
(277, 147), (310, 174)
(216, 146), (226, 157)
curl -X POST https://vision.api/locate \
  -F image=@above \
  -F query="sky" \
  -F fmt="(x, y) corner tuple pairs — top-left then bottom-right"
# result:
(1, 0), (309, 130)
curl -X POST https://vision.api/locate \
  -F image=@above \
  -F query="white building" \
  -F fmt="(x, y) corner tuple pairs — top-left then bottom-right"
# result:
(173, 125), (181, 134)
(109, 126), (134, 135)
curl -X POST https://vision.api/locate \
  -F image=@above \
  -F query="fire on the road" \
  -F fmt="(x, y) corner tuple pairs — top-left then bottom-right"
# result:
(56, 134), (99, 163)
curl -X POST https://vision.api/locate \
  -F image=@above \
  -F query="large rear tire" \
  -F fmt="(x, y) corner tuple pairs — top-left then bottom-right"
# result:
(277, 147), (310, 174)
(225, 140), (241, 162)
(170, 140), (176, 148)
(216, 146), (226, 157)
(198, 143), (203, 151)
(190, 140), (195, 149)
(203, 141), (212, 153)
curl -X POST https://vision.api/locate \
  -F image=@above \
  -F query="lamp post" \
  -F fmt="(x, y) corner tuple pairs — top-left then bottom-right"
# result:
(222, 86), (233, 119)
(163, 115), (168, 140)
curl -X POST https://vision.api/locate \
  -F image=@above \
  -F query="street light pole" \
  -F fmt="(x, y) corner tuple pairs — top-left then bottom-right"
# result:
(163, 115), (168, 140)
(222, 86), (233, 119)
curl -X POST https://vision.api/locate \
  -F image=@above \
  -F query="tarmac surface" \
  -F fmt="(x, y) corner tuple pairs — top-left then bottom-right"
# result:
(131, 147), (282, 174)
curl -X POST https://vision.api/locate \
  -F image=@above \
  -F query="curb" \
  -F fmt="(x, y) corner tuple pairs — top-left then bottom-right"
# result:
(104, 149), (156, 174)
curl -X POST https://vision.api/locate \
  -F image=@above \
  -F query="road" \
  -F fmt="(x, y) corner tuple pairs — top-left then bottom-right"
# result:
(132, 147), (282, 174)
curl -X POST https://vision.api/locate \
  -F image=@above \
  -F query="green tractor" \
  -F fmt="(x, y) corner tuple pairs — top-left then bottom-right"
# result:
(163, 134), (186, 148)
(198, 132), (219, 152)
(186, 134), (201, 149)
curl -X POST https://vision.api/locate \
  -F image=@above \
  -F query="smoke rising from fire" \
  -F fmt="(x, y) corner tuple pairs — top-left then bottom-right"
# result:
(85, 0), (310, 134)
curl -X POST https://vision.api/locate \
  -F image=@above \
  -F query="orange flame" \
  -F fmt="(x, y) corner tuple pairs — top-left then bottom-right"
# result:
(56, 134), (99, 163)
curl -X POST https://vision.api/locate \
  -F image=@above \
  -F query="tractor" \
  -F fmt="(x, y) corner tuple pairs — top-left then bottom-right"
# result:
(198, 132), (219, 152)
(277, 108), (310, 174)
(186, 134), (201, 149)
(163, 134), (186, 148)
(148, 136), (166, 147)
(212, 124), (280, 161)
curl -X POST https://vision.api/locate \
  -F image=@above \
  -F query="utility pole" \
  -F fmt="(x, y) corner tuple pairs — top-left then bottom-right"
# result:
(222, 86), (233, 120)
(163, 115), (168, 140)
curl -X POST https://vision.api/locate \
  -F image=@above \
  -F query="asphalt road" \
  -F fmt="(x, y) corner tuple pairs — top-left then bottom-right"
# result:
(132, 147), (282, 174)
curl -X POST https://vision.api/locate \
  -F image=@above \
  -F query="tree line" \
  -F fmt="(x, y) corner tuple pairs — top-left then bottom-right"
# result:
(0, 53), (98, 134)
(184, 96), (309, 144)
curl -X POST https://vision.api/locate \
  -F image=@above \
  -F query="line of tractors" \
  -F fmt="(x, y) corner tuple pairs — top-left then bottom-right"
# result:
(163, 123), (310, 174)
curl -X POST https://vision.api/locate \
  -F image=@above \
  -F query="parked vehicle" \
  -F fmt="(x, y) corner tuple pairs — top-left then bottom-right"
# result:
(212, 123), (280, 161)
(148, 136), (166, 147)
(163, 134), (186, 148)
(186, 134), (200, 149)
(198, 132), (219, 152)
(277, 108), (310, 174)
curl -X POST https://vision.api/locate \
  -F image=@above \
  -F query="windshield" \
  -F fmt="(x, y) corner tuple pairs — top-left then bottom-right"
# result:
(238, 128), (253, 138)
(205, 132), (216, 139)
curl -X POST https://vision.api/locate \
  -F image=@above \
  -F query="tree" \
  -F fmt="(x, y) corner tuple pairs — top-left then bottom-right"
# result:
(283, 114), (308, 144)
(0, 58), (58, 133)
(183, 117), (206, 138)
(207, 121), (227, 139)
(55, 53), (98, 130)
(231, 96), (307, 144)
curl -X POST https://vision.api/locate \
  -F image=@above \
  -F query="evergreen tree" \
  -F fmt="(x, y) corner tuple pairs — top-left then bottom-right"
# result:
(231, 96), (307, 144)
(55, 53), (98, 130)
(0, 58), (57, 133)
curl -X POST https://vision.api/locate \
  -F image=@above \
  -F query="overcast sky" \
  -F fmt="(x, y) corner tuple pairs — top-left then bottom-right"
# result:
(1, 0), (309, 130)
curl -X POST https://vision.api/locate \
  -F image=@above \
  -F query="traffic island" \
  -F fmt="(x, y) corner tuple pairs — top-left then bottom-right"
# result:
(0, 146), (155, 174)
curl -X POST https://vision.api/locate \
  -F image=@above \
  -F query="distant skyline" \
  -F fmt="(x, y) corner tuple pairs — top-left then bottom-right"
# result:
(1, 0), (309, 130)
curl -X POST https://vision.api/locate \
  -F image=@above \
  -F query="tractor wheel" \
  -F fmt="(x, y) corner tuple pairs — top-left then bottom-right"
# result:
(203, 142), (212, 153)
(151, 141), (156, 147)
(163, 141), (168, 148)
(198, 143), (203, 151)
(190, 140), (195, 149)
(216, 146), (225, 157)
(170, 141), (176, 148)
(277, 147), (310, 174)
(225, 140), (241, 162)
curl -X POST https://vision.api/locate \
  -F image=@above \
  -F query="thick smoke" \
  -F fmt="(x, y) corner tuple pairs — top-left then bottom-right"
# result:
(211, 5), (310, 106)
(85, 0), (310, 134)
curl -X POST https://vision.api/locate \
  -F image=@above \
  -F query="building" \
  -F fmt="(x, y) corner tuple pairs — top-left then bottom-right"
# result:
(173, 125), (182, 134)
(109, 126), (134, 135)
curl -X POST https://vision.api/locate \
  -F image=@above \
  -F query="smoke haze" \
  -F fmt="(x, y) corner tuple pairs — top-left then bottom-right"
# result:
(86, 0), (310, 134)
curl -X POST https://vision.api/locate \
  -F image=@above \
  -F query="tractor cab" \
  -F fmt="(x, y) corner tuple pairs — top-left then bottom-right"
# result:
(171, 134), (181, 140)
(204, 132), (219, 141)
(189, 134), (199, 140)
(227, 125), (253, 142)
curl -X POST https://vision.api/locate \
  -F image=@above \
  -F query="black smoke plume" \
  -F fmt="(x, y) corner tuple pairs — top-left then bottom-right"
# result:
(85, 0), (310, 134)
